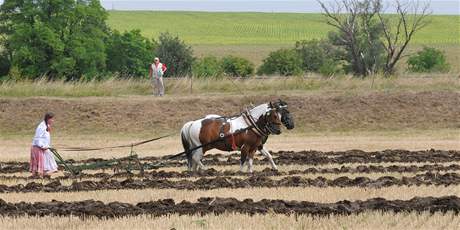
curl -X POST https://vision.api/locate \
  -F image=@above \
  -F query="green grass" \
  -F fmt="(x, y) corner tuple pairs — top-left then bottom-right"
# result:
(1, 75), (458, 98)
(107, 11), (460, 45)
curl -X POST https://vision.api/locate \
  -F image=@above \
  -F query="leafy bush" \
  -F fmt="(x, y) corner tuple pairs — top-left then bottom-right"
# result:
(257, 49), (303, 76)
(407, 47), (450, 73)
(318, 59), (344, 77)
(193, 56), (223, 78)
(106, 30), (156, 78)
(221, 56), (254, 77)
(295, 39), (343, 75)
(154, 32), (194, 77)
(295, 39), (343, 72)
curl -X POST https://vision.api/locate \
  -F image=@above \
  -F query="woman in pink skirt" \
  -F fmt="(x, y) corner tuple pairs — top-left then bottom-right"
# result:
(30, 112), (58, 177)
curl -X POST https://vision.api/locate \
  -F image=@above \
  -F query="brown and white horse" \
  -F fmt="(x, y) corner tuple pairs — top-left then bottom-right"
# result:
(180, 100), (294, 172)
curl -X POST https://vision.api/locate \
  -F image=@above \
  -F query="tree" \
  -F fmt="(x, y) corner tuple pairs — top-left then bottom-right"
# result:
(106, 30), (156, 78)
(0, 0), (109, 80)
(0, 51), (10, 76)
(154, 32), (194, 77)
(318, 0), (431, 76)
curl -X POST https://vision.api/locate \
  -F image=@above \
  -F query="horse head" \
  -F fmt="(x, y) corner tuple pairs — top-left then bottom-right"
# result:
(262, 102), (283, 135)
(272, 99), (295, 130)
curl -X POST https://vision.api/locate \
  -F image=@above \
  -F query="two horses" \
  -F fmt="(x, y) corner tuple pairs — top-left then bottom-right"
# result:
(180, 100), (294, 172)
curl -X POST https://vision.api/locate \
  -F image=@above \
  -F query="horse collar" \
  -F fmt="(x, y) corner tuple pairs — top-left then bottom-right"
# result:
(243, 112), (269, 137)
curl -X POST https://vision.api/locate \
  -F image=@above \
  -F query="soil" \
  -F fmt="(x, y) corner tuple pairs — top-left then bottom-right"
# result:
(0, 196), (458, 218)
(0, 172), (460, 193)
(1, 149), (459, 173)
(1, 91), (459, 134)
(1, 163), (459, 181)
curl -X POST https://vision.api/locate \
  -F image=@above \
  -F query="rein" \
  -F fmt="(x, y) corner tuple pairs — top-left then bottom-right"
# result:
(55, 134), (175, 152)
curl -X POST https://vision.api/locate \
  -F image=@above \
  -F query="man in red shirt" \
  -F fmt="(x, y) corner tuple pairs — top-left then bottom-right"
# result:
(149, 57), (167, 96)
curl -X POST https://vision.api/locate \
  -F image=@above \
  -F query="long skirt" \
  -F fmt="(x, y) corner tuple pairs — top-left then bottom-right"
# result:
(44, 150), (58, 173)
(30, 146), (44, 175)
(153, 77), (165, 96)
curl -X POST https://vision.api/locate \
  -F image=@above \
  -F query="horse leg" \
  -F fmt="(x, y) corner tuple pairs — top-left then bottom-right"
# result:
(240, 145), (249, 172)
(192, 149), (206, 171)
(247, 149), (256, 173)
(192, 159), (198, 172)
(259, 147), (278, 170)
(240, 154), (247, 172)
(186, 151), (193, 171)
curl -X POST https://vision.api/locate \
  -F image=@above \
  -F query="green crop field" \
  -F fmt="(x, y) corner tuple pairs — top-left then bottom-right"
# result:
(107, 11), (460, 45)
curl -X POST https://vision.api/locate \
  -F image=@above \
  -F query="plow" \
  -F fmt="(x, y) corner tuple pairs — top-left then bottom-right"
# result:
(50, 148), (145, 176)
(49, 134), (176, 176)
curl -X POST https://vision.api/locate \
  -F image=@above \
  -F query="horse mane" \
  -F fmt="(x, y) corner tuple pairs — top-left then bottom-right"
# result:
(247, 103), (269, 121)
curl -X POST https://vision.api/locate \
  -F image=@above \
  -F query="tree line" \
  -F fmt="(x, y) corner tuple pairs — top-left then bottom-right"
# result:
(0, 0), (449, 81)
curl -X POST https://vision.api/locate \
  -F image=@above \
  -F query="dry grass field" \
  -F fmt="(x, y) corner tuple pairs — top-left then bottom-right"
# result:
(2, 212), (460, 230)
(0, 77), (459, 229)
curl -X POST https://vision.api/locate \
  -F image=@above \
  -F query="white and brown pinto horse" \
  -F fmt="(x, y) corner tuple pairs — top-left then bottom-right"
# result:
(180, 100), (294, 172)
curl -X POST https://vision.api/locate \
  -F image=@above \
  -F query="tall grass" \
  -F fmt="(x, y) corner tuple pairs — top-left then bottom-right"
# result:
(0, 78), (151, 97)
(0, 74), (458, 97)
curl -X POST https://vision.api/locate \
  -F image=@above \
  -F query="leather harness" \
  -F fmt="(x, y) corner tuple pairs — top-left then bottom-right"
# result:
(216, 109), (271, 151)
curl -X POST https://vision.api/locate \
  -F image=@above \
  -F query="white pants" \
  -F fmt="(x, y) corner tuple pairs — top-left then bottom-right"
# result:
(44, 150), (58, 173)
(153, 77), (165, 96)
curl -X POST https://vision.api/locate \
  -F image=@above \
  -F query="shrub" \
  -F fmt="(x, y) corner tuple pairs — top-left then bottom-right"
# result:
(407, 47), (450, 73)
(319, 59), (344, 76)
(106, 30), (156, 78)
(193, 56), (223, 78)
(154, 32), (194, 77)
(221, 56), (254, 77)
(295, 39), (343, 75)
(257, 49), (303, 76)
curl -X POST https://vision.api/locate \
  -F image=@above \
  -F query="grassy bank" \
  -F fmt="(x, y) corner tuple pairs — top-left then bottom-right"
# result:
(0, 75), (458, 98)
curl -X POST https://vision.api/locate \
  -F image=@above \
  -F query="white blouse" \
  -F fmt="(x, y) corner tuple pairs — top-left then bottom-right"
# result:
(32, 121), (51, 148)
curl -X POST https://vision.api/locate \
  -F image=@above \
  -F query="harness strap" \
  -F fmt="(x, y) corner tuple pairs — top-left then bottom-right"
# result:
(231, 134), (237, 151)
(219, 121), (227, 138)
(243, 111), (268, 137)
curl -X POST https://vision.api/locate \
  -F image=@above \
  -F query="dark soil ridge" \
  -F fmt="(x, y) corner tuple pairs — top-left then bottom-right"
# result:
(1, 172), (460, 193)
(0, 196), (459, 218)
(2, 164), (460, 181)
(1, 149), (459, 173)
